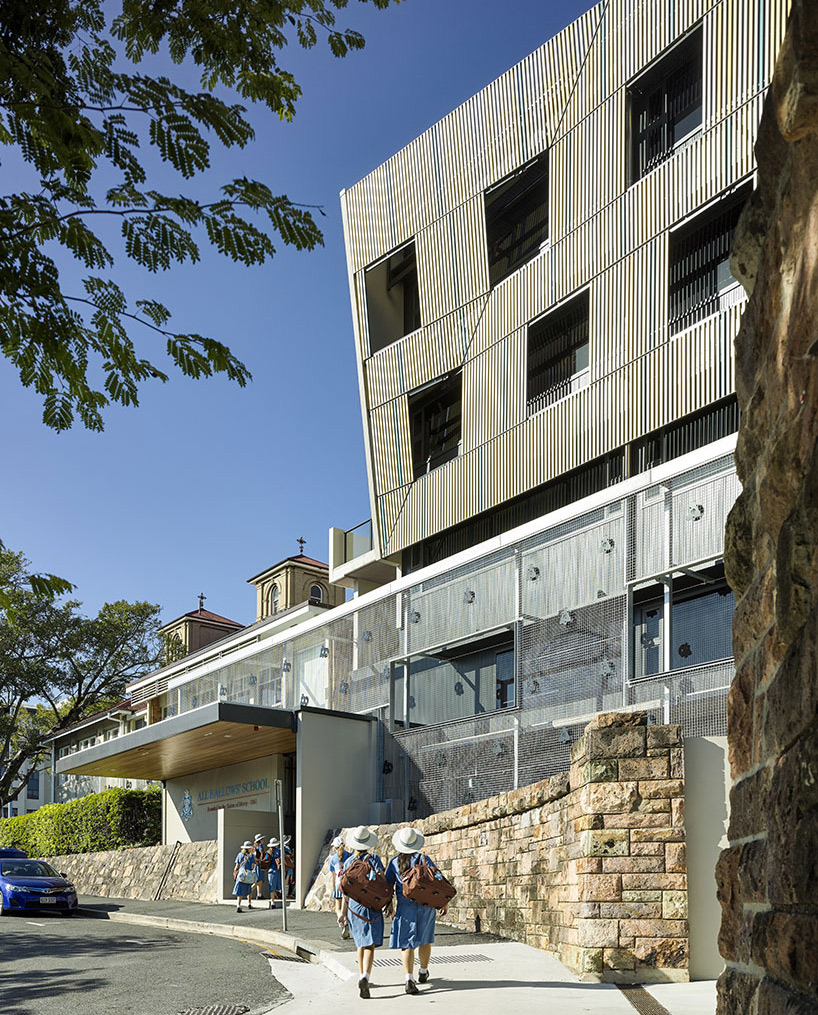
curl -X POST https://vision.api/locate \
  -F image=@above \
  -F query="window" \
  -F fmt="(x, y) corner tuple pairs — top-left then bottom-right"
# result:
(669, 189), (748, 334)
(393, 632), (515, 728)
(271, 584), (279, 615)
(633, 566), (735, 678)
(526, 291), (590, 414)
(310, 584), (323, 603)
(630, 30), (702, 183)
(485, 152), (549, 287)
(364, 240), (422, 355)
(409, 372), (462, 480)
(629, 396), (740, 474)
(495, 650), (515, 709)
(27, 770), (39, 800)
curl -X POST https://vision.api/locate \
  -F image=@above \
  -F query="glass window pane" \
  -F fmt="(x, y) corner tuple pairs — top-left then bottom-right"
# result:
(672, 587), (735, 668)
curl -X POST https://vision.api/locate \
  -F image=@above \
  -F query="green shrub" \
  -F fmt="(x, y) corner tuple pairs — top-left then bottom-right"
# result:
(0, 786), (161, 856)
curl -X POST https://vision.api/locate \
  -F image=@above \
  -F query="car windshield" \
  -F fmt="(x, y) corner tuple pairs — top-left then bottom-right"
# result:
(0, 861), (60, 878)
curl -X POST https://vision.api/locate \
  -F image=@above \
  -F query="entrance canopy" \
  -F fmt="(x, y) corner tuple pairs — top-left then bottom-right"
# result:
(55, 703), (297, 782)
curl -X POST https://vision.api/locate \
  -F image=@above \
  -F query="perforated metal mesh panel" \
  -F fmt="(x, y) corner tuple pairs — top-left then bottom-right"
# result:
(118, 455), (740, 820)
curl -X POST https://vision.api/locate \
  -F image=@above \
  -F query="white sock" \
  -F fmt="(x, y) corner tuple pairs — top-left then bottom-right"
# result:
(405, 973), (414, 982)
(362, 972), (370, 981)
(419, 967), (428, 975)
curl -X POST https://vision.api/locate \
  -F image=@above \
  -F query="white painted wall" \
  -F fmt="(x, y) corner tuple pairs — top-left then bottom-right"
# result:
(217, 804), (290, 901)
(295, 713), (378, 904)
(684, 735), (730, 980)
(166, 756), (285, 844)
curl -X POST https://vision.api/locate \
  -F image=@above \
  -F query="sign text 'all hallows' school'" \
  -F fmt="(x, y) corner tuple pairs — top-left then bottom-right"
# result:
(199, 778), (270, 813)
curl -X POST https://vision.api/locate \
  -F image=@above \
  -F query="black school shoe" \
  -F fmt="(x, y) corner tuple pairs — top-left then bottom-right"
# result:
(358, 977), (370, 999)
(405, 980), (419, 995)
(418, 971), (429, 984)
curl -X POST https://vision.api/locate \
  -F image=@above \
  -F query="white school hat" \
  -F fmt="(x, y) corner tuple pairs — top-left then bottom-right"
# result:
(240, 841), (253, 850)
(346, 825), (379, 851)
(392, 827), (425, 854)
(331, 835), (344, 848)
(254, 833), (265, 842)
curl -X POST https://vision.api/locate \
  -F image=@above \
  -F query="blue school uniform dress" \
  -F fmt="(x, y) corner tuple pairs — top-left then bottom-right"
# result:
(329, 849), (351, 899)
(233, 852), (256, 898)
(342, 853), (385, 948)
(386, 853), (441, 949)
(268, 847), (282, 895)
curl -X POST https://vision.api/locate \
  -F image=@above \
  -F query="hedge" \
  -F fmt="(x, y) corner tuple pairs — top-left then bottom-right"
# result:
(0, 786), (161, 856)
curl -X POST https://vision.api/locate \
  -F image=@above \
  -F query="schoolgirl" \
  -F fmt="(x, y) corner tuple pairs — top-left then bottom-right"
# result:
(339, 826), (387, 999)
(232, 841), (257, 913)
(266, 837), (282, 907)
(328, 834), (351, 939)
(283, 835), (295, 899)
(385, 826), (448, 993)
(252, 833), (268, 901)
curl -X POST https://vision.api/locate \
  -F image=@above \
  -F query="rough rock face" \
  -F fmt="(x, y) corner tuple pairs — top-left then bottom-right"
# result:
(45, 840), (219, 903)
(306, 713), (688, 984)
(719, 2), (818, 1012)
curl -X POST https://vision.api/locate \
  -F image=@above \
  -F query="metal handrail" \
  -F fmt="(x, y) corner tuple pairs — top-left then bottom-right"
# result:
(154, 840), (182, 901)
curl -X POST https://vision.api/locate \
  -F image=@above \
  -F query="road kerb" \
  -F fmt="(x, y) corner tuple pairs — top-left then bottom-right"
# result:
(83, 908), (354, 982)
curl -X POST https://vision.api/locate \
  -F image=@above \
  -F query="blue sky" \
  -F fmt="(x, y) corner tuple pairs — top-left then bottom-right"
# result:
(0, 0), (593, 627)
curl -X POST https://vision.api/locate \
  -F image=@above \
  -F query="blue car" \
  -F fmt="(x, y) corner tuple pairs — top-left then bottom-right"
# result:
(0, 856), (78, 916)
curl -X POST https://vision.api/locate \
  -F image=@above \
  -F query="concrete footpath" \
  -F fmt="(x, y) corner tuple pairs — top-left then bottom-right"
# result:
(78, 895), (717, 1015)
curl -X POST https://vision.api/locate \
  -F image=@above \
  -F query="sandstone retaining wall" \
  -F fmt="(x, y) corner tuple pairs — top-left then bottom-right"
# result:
(718, 2), (818, 1012)
(306, 712), (688, 983)
(45, 840), (219, 903)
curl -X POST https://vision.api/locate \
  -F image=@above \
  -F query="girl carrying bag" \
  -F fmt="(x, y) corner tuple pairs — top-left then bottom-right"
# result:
(340, 854), (393, 911)
(401, 856), (456, 908)
(236, 858), (257, 884)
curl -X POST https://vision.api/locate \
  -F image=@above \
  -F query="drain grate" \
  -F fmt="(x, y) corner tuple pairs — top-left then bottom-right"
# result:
(261, 950), (308, 963)
(616, 984), (673, 1015)
(373, 953), (492, 968)
(178, 1007), (250, 1015)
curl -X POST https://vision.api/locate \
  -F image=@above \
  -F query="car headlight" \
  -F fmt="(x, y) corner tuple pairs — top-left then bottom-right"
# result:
(65, 886), (76, 894)
(7, 885), (30, 894)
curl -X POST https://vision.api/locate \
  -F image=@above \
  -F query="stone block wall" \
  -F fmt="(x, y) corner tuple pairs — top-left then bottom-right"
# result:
(306, 712), (688, 983)
(45, 840), (219, 903)
(718, 2), (818, 1013)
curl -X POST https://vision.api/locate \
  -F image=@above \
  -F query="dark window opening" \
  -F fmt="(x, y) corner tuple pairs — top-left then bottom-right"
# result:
(409, 373), (462, 480)
(629, 396), (739, 474)
(495, 649), (516, 710)
(485, 152), (549, 287)
(26, 770), (39, 800)
(392, 630), (515, 729)
(365, 241), (422, 355)
(633, 563), (735, 679)
(669, 189), (749, 334)
(527, 291), (590, 414)
(630, 30), (702, 183)
(309, 584), (323, 603)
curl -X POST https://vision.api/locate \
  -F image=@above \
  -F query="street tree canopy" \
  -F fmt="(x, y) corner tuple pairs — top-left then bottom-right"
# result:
(0, 0), (399, 431)
(0, 543), (163, 809)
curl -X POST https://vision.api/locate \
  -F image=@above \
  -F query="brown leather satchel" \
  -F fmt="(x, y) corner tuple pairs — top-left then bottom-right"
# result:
(255, 853), (272, 872)
(401, 856), (456, 908)
(340, 855), (393, 911)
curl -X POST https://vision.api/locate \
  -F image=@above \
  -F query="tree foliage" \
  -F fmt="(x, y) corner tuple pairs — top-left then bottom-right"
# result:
(0, 0), (400, 430)
(0, 543), (163, 808)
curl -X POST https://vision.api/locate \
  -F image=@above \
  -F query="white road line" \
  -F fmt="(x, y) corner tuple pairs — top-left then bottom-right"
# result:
(26, 921), (46, 926)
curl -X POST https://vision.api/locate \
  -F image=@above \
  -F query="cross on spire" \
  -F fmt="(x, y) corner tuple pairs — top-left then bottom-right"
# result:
(198, 592), (207, 611)
(297, 536), (306, 556)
